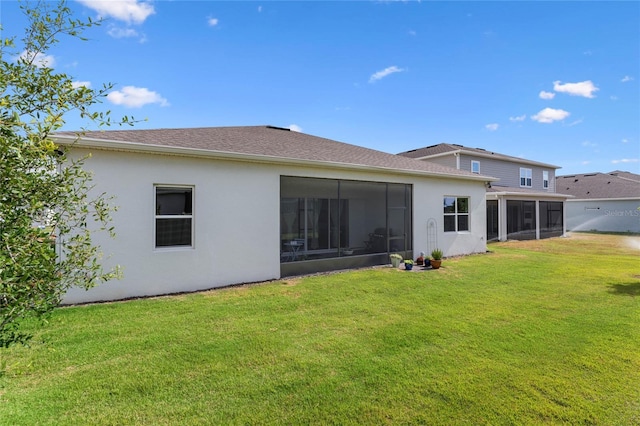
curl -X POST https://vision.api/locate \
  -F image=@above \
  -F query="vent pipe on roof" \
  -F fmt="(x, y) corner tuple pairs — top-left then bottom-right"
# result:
(266, 125), (291, 131)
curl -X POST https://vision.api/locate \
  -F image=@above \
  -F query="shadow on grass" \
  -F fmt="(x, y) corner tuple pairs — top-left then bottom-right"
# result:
(608, 281), (640, 296)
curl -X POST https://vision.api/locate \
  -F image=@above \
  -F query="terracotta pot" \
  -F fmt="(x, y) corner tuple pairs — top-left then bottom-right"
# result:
(430, 259), (442, 269)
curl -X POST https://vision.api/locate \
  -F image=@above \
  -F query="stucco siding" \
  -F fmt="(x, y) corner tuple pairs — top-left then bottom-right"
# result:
(63, 148), (283, 303)
(63, 148), (488, 303)
(413, 178), (488, 257)
(565, 199), (640, 233)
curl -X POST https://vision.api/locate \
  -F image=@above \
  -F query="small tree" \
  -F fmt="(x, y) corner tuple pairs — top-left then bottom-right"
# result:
(1, 1), (131, 347)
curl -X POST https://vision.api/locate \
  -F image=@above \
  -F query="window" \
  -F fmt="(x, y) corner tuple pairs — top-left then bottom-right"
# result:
(471, 160), (480, 174)
(520, 168), (532, 187)
(543, 171), (549, 189)
(155, 186), (193, 248)
(444, 197), (469, 232)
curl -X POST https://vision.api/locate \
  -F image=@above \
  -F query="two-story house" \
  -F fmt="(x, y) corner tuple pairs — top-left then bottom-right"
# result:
(398, 143), (571, 241)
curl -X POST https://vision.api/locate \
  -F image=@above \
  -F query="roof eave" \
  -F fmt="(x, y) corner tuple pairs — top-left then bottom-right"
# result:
(460, 149), (560, 169)
(413, 147), (560, 169)
(486, 191), (573, 199)
(52, 135), (497, 183)
(565, 197), (640, 202)
(412, 149), (461, 161)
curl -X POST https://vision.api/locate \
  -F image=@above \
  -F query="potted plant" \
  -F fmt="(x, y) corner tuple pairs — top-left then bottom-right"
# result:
(416, 251), (425, 266)
(389, 253), (403, 268)
(430, 249), (443, 269)
(404, 259), (414, 270)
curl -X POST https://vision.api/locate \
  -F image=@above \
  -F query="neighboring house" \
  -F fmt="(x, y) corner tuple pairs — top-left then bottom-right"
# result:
(398, 143), (571, 241)
(556, 171), (640, 233)
(53, 126), (495, 303)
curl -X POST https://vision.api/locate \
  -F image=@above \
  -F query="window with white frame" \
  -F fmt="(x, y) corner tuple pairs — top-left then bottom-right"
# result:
(155, 186), (193, 248)
(520, 168), (532, 188)
(543, 170), (549, 189)
(444, 197), (469, 232)
(471, 160), (480, 174)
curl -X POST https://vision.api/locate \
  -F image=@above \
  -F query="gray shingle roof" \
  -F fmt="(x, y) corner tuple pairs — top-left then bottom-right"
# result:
(54, 126), (494, 181)
(486, 185), (571, 199)
(399, 143), (461, 158)
(556, 171), (640, 199)
(398, 143), (559, 169)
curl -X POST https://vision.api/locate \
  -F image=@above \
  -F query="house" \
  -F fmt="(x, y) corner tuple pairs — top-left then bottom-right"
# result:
(398, 143), (571, 241)
(556, 171), (640, 233)
(53, 126), (496, 303)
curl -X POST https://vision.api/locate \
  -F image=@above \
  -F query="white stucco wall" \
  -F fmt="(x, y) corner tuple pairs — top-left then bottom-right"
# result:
(63, 148), (488, 303)
(412, 178), (488, 257)
(565, 199), (640, 233)
(63, 148), (282, 303)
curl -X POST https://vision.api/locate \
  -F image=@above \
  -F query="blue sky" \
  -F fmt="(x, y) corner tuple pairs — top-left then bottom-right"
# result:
(4, 0), (639, 175)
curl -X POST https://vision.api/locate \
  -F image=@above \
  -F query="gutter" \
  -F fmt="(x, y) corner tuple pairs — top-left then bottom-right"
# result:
(415, 149), (560, 169)
(565, 197), (640, 202)
(486, 191), (573, 199)
(52, 135), (499, 184)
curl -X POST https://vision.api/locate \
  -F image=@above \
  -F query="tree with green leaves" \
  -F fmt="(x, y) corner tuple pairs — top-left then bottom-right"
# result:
(1, 1), (131, 347)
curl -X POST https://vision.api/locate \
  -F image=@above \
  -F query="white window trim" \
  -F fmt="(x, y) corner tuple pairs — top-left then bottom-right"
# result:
(444, 196), (470, 233)
(154, 184), (195, 250)
(520, 168), (532, 188)
(543, 170), (549, 189)
(471, 160), (480, 174)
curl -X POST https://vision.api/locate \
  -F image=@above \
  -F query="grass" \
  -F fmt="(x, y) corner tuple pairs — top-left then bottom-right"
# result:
(1, 233), (639, 425)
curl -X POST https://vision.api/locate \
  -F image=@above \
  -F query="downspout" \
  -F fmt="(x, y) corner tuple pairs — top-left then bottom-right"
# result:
(562, 200), (567, 237)
(535, 200), (540, 240)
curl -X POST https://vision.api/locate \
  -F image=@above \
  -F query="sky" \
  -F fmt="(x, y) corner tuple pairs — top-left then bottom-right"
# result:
(3, 0), (639, 175)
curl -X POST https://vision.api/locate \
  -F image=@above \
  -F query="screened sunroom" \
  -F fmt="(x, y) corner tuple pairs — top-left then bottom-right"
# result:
(280, 176), (412, 276)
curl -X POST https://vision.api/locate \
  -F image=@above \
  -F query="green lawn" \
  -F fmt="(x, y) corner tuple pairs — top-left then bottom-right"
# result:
(1, 233), (639, 425)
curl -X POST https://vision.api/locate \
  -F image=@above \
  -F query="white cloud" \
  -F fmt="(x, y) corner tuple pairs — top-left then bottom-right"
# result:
(539, 90), (555, 100)
(553, 80), (599, 98)
(621, 75), (634, 83)
(107, 26), (139, 38)
(581, 160), (591, 165)
(289, 124), (302, 132)
(17, 50), (55, 67)
(622, 138), (629, 143)
(77, 0), (155, 24)
(567, 119), (583, 127)
(611, 158), (639, 164)
(207, 17), (219, 27)
(509, 114), (526, 122)
(581, 140), (597, 147)
(258, 6), (263, 13)
(72, 81), (92, 89)
(531, 107), (570, 123)
(107, 86), (169, 108)
(369, 66), (405, 83)
(485, 123), (499, 131)
(610, 95), (618, 101)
